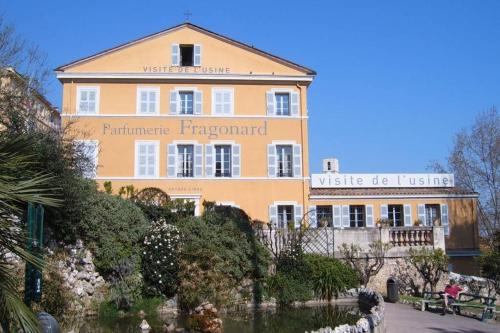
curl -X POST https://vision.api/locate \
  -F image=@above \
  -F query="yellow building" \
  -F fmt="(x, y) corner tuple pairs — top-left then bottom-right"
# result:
(57, 23), (313, 221)
(57, 23), (479, 274)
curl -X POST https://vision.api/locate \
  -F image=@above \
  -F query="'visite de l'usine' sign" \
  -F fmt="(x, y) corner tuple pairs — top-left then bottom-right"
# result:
(311, 173), (455, 188)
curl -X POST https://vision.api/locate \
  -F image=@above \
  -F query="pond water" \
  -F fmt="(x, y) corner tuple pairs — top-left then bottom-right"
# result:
(66, 304), (362, 333)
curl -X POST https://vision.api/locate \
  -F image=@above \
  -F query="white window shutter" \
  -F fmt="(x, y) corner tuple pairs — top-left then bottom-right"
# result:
(440, 204), (449, 236)
(341, 205), (350, 228)
(333, 205), (342, 228)
(171, 44), (180, 66)
(365, 205), (374, 227)
(194, 44), (202, 66)
(167, 144), (176, 177)
(380, 204), (389, 219)
(194, 144), (203, 177)
(418, 204), (426, 226)
(205, 144), (214, 177)
(269, 205), (277, 227)
(169, 90), (178, 115)
(267, 144), (276, 177)
(404, 204), (412, 227)
(290, 91), (300, 116)
(293, 144), (302, 177)
(308, 205), (317, 228)
(266, 92), (275, 115)
(294, 205), (303, 229)
(194, 90), (203, 115)
(232, 144), (240, 177)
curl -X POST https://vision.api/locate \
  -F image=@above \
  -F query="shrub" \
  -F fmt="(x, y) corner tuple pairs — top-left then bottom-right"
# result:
(33, 269), (75, 322)
(304, 254), (359, 301)
(175, 205), (270, 310)
(142, 220), (181, 297)
(78, 191), (148, 276)
(107, 256), (143, 310)
(266, 240), (313, 305)
(265, 272), (313, 305)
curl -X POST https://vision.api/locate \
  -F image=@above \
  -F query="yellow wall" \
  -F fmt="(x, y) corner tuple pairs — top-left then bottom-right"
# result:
(309, 197), (478, 251)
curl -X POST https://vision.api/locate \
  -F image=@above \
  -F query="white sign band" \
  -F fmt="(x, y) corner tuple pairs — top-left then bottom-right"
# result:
(311, 173), (455, 188)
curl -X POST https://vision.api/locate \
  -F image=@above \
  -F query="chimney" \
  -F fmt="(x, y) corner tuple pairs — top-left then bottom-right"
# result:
(323, 158), (339, 174)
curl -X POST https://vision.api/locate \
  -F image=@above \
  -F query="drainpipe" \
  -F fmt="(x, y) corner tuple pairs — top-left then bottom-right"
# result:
(296, 83), (307, 213)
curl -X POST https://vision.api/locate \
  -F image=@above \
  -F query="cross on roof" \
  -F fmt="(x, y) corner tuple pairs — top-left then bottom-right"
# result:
(184, 10), (192, 22)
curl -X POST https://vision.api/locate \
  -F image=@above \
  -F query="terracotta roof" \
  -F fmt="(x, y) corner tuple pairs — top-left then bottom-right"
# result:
(309, 187), (478, 197)
(55, 22), (316, 75)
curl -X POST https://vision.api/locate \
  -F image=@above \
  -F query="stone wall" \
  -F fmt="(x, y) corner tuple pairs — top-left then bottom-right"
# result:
(367, 257), (448, 296)
(55, 240), (107, 315)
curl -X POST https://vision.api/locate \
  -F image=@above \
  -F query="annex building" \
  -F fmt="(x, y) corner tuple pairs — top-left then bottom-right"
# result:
(56, 23), (479, 274)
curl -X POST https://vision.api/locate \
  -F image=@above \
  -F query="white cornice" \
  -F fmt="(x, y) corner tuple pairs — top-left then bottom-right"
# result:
(309, 194), (479, 200)
(61, 113), (308, 119)
(55, 72), (314, 82)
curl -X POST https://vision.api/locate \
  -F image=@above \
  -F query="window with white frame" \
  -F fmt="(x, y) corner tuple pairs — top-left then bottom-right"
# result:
(275, 92), (290, 116)
(425, 204), (440, 226)
(77, 87), (99, 114)
(135, 141), (159, 178)
(170, 89), (202, 115)
(179, 91), (194, 115)
(266, 90), (299, 116)
(277, 205), (294, 228)
(349, 205), (365, 228)
(171, 44), (202, 67)
(137, 87), (159, 115)
(215, 145), (232, 177)
(212, 88), (234, 115)
(316, 205), (333, 227)
(75, 140), (98, 179)
(276, 145), (293, 177)
(388, 205), (404, 227)
(177, 145), (194, 177)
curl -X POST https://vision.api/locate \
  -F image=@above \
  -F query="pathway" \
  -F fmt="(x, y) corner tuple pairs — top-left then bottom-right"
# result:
(385, 302), (499, 333)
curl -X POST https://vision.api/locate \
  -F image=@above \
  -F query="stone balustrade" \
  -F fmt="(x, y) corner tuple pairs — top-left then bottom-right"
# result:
(388, 227), (433, 247)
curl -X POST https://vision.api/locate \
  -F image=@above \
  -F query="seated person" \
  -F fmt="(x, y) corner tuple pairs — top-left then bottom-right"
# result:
(442, 279), (463, 315)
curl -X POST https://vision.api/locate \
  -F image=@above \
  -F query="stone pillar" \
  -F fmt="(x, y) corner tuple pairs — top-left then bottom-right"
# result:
(433, 226), (445, 250)
(380, 227), (390, 244)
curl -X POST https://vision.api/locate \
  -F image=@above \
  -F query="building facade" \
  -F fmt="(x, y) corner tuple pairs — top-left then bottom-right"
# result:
(57, 23), (479, 274)
(57, 23), (313, 221)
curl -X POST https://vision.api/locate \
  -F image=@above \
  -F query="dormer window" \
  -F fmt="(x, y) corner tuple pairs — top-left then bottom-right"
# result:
(180, 45), (194, 66)
(171, 44), (202, 66)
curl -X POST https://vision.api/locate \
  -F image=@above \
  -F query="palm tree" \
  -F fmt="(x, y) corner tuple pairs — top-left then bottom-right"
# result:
(0, 134), (60, 333)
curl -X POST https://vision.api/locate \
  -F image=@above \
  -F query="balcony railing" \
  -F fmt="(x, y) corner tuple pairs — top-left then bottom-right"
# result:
(388, 227), (434, 247)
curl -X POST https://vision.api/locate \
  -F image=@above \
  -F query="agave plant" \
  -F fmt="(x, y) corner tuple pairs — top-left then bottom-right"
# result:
(0, 134), (60, 333)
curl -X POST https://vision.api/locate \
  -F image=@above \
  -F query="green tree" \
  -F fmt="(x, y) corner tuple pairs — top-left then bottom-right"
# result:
(478, 230), (500, 295)
(0, 135), (60, 333)
(407, 248), (448, 293)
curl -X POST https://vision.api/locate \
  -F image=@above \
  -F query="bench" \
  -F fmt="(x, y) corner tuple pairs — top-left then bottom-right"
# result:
(420, 291), (444, 312)
(450, 293), (496, 322)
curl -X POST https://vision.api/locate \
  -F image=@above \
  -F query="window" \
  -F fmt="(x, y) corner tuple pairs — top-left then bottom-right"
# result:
(275, 93), (290, 116)
(277, 205), (294, 228)
(425, 204), (440, 226)
(77, 87), (99, 114)
(316, 206), (333, 227)
(135, 141), (159, 178)
(215, 145), (231, 177)
(388, 205), (404, 227)
(180, 45), (194, 66)
(212, 88), (234, 115)
(276, 145), (293, 177)
(266, 90), (299, 116)
(76, 140), (98, 178)
(177, 145), (194, 177)
(137, 87), (159, 115)
(179, 91), (194, 114)
(349, 205), (365, 228)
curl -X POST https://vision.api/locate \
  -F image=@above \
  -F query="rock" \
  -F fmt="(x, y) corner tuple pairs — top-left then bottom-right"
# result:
(164, 323), (176, 332)
(75, 287), (84, 297)
(139, 319), (151, 332)
(83, 283), (95, 295)
(138, 310), (146, 318)
(76, 239), (83, 249)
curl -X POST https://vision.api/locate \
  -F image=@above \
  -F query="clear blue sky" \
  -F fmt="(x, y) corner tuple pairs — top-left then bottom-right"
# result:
(2, 0), (499, 173)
